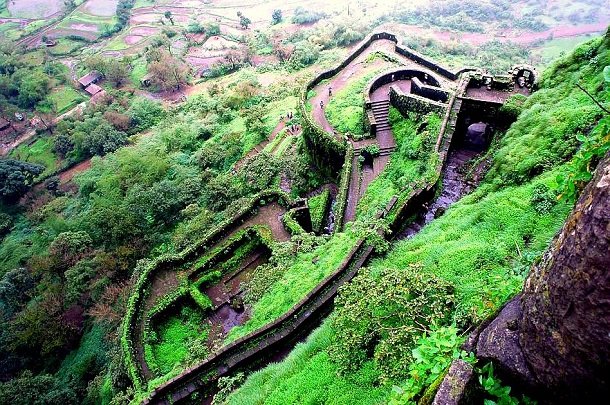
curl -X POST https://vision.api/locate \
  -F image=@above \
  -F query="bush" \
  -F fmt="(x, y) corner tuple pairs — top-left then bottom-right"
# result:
(0, 213), (12, 237)
(187, 21), (205, 34)
(330, 266), (455, 382)
(308, 189), (331, 233)
(205, 23), (220, 36)
(530, 184), (556, 214)
(0, 160), (45, 203)
(292, 7), (326, 24)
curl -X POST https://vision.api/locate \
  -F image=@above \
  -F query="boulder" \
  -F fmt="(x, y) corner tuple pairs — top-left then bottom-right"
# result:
(475, 296), (536, 387)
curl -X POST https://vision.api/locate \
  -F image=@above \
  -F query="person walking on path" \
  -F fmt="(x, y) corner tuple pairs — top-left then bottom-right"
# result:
(328, 86), (332, 97)
(320, 100), (324, 109)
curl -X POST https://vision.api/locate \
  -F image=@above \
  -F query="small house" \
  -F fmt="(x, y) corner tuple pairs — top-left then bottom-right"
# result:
(84, 83), (103, 96)
(78, 71), (102, 89)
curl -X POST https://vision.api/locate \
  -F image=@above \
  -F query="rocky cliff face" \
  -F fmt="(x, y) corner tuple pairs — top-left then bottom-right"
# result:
(519, 152), (610, 401)
(471, 152), (610, 402)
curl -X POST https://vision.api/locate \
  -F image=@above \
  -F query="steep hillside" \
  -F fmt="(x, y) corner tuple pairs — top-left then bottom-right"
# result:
(225, 30), (610, 405)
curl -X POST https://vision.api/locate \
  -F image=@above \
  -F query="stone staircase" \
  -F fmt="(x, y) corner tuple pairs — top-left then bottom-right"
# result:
(370, 100), (391, 132)
(354, 145), (396, 156)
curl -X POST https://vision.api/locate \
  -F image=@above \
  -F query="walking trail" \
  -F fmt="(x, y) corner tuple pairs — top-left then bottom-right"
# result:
(308, 38), (452, 225)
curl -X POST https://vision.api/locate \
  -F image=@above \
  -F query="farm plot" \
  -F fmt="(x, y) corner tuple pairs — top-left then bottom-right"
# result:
(7, 0), (64, 19)
(47, 86), (86, 114)
(9, 137), (59, 179)
(83, 0), (118, 17)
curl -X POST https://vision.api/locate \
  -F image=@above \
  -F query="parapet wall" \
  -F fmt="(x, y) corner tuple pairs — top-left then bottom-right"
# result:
(300, 30), (464, 176)
(411, 77), (450, 103)
(390, 86), (448, 117)
(394, 46), (456, 80)
(122, 190), (296, 392)
(385, 76), (470, 232)
(142, 196), (397, 404)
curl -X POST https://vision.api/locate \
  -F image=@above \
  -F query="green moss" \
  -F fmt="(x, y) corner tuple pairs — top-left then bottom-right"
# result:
(226, 320), (389, 405)
(369, 169), (571, 323)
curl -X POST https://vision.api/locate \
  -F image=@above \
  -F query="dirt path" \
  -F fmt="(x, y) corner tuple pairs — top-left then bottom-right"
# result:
(308, 39), (407, 225)
(309, 39), (397, 137)
(233, 120), (286, 170)
(1, 101), (86, 157)
(58, 159), (92, 184)
(0, 128), (36, 157)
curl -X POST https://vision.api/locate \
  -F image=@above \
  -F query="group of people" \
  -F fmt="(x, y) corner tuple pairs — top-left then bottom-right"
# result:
(287, 124), (301, 134)
(320, 86), (333, 109)
(281, 111), (301, 134)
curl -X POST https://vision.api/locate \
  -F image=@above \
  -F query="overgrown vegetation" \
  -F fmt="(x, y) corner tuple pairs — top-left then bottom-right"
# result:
(1, 1), (608, 402)
(227, 29), (608, 405)
(308, 189), (331, 233)
(357, 109), (441, 220)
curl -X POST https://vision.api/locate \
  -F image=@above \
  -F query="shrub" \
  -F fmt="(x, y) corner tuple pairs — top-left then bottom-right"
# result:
(330, 265), (455, 382)
(190, 286), (213, 311)
(530, 184), (556, 214)
(388, 325), (472, 404)
(292, 7), (326, 24)
(0, 213), (12, 237)
(308, 189), (331, 233)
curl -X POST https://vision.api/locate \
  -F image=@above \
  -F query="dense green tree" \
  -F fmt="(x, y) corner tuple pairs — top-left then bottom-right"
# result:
(205, 22), (220, 36)
(0, 371), (77, 405)
(292, 7), (326, 24)
(105, 59), (130, 87)
(81, 120), (128, 156)
(49, 231), (93, 269)
(64, 259), (97, 304)
(127, 97), (165, 132)
(237, 152), (281, 193)
(290, 40), (320, 67)
(0, 268), (34, 318)
(272, 9), (282, 24)
(53, 131), (75, 158)
(10, 291), (82, 358)
(0, 212), (12, 237)
(239, 13), (251, 29)
(330, 266), (454, 381)
(0, 160), (44, 203)
(164, 11), (174, 25)
(187, 20), (205, 34)
(11, 69), (51, 108)
(148, 51), (190, 91)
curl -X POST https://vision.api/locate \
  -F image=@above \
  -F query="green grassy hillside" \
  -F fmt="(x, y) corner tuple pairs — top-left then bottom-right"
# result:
(226, 31), (610, 405)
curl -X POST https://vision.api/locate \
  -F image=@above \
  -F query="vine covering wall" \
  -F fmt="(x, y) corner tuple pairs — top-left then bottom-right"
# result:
(121, 190), (296, 391)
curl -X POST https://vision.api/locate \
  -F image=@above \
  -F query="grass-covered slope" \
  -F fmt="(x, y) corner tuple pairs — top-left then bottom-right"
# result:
(226, 32), (610, 405)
